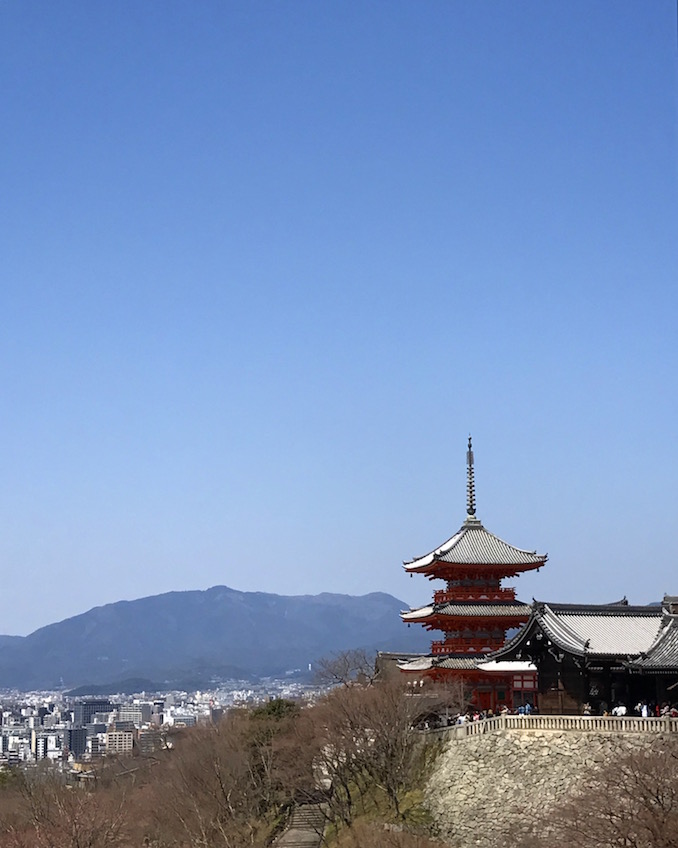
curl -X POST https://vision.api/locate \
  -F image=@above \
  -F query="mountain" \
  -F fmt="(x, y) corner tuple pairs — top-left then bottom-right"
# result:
(0, 586), (430, 690)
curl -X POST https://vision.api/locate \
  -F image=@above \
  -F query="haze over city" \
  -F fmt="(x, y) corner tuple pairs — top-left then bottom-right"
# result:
(2, 1), (677, 636)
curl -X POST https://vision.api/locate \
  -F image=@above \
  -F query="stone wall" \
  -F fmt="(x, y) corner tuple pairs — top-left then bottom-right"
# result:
(425, 726), (667, 847)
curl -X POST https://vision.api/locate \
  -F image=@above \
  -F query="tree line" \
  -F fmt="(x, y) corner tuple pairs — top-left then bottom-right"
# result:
(0, 665), (458, 848)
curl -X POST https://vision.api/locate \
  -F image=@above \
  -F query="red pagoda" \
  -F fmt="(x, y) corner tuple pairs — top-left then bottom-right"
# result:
(399, 437), (547, 710)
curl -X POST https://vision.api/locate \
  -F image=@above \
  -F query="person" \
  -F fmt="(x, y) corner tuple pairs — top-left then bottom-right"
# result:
(524, 701), (533, 715)
(582, 702), (592, 716)
(641, 702), (649, 718)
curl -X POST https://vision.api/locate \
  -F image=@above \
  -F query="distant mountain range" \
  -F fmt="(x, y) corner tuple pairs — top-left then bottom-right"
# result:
(0, 586), (430, 690)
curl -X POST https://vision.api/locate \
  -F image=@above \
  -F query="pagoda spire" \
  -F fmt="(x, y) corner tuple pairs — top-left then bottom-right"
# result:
(466, 435), (477, 520)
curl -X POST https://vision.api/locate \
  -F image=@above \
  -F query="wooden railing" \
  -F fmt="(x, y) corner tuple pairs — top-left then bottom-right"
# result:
(427, 714), (678, 740)
(433, 587), (516, 604)
(430, 640), (502, 654)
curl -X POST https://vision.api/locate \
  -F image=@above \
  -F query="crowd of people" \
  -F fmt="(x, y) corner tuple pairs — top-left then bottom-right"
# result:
(582, 700), (678, 717)
(422, 699), (678, 729)
(438, 702), (537, 727)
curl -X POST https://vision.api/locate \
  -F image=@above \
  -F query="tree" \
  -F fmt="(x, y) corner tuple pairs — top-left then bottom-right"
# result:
(149, 705), (316, 848)
(552, 737), (678, 848)
(0, 768), (128, 848)
(306, 680), (434, 827)
(508, 736), (678, 848)
(405, 676), (471, 729)
(314, 649), (378, 687)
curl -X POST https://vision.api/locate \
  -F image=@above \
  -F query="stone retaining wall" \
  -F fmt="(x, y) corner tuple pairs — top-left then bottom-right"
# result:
(425, 727), (668, 847)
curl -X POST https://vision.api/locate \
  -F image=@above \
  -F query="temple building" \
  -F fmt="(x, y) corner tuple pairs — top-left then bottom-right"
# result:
(489, 596), (678, 714)
(399, 437), (547, 710)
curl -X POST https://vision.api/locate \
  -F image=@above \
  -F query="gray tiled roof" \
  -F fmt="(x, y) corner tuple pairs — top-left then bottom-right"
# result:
(435, 656), (484, 670)
(630, 615), (678, 670)
(400, 654), (536, 672)
(536, 603), (662, 656)
(493, 601), (664, 659)
(397, 656), (434, 672)
(404, 518), (547, 571)
(401, 602), (531, 622)
(434, 602), (532, 618)
(401, 605), (434, 622)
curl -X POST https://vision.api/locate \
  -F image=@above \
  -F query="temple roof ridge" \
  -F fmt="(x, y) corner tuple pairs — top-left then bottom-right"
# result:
(403, 437), (547, 572)
(491, 599), (665, 660)
(534, 599), (662, 615)
(403, 520), (547, 571)
(401, 600), (531, 623)
(629, 611), (678, 669)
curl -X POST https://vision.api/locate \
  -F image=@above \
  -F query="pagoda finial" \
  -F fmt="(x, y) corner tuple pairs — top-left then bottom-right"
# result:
(466, 435), (476, 517)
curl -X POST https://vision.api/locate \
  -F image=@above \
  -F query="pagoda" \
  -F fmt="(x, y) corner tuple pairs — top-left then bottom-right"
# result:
(399, 437), (547, 710)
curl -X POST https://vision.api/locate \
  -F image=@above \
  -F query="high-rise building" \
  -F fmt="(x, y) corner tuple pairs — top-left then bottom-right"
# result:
(73, 700), (113, 727)
(63, 727), (88, 759)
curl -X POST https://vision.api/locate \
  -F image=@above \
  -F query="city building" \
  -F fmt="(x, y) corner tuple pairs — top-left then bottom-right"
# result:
(73, 699), (113, 727)
(399, 437), (547, 710)
(31, 730), (62, 762)
(117, 704), (152, 725)
(64, 727), (87, 759)
(105, 730), (134, 755)
(137, 728), (162, 754)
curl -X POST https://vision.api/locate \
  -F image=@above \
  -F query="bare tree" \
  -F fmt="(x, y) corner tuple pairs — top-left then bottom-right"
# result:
(151, 718), (269, 847)
(314, 649), (378, 687)
(506, 736), (678, 848)
(149, 703), (316, 848)
(0, 768), (128, 848)
(306, 680), (433, 827)
(551, 737), (678, 848)
(405, 677), (471, 729)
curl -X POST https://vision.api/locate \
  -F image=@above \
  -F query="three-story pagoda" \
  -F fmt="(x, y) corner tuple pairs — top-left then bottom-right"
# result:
(400, 438), (547, 710)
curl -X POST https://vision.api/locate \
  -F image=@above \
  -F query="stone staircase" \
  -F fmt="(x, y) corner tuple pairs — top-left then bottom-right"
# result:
(273, 802), (327, 847)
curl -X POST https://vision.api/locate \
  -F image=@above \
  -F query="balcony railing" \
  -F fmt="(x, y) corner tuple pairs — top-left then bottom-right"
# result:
(430, 639), (503, 654)
(433, 587), (516, 604)
(425, 714), (678, 739)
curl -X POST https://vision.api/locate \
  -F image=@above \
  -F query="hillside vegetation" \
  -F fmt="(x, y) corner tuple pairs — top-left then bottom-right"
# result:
(1, 684), (675, 847)
(0, 682), (450, 847)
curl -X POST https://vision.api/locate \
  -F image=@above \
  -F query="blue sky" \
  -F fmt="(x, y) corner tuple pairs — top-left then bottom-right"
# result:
(1, 2), (677, 635)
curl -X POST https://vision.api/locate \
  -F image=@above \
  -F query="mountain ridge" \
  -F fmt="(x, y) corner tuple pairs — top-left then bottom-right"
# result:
(0, 586), (428, 689)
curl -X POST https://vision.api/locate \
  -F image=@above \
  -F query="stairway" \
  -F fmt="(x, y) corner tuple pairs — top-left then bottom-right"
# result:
(273, 802), (327, 847)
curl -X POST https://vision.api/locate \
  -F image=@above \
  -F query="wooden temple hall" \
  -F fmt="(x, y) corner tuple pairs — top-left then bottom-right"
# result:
(397, 438), (678, 714)
(491, 597), (678, 715)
